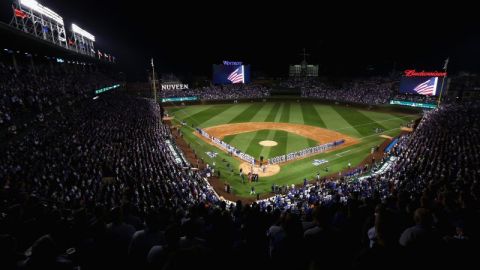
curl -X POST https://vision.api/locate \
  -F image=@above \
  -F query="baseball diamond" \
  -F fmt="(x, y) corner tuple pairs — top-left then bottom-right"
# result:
(167, 101), (420, 198)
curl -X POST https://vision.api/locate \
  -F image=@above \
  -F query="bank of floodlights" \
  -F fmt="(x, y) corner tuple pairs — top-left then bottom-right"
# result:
(10, 0), (112, 61)
(11, 0), (67, 48)
(72, 24), (95, 42)
(71, 23), (96, 57)
(19, 0), (64, 25)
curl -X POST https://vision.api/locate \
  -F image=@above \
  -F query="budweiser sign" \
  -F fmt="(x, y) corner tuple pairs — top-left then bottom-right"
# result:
(404, 70), (447, 77)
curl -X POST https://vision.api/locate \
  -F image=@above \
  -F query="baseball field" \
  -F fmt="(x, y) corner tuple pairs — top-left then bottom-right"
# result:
(167, 101), (420, 198)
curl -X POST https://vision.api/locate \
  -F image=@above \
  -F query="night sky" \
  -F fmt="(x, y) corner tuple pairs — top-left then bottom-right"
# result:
(1, 1), (479, 80)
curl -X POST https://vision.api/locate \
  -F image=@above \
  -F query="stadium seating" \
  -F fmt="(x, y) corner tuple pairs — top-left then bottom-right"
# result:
(1, 56), (479, 270)
(0, 59), (118, 138)
(160, 83), (270, 100)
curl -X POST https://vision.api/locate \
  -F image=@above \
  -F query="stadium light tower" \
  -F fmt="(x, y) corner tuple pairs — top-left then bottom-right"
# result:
(151, 58), (157, 103)
(71, 24), (96, 57)
(11, 0), (68, 48)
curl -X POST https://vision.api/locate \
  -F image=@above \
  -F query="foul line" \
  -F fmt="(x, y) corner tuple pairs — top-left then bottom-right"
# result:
(336, 149), (351, 157)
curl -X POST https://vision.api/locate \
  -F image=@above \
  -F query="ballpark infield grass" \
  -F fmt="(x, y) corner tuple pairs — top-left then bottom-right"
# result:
(223, 130), (318, 159)
(167, 101), (420, 198)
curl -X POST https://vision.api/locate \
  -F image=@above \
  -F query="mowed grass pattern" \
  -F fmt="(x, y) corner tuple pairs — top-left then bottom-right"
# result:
(167, 101), (420, 197)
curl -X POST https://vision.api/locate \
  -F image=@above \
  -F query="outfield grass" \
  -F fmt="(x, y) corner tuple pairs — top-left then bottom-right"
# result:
(167, 101), (420, 197)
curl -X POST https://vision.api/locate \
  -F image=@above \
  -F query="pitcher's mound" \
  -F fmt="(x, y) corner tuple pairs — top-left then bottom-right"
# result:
(259, 140), (278, 147)
(239, 162), (280, 177)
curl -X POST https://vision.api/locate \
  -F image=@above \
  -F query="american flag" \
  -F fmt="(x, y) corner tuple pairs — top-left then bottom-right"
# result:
(227, 66), (244, 84)
(413, 77), (438, 96)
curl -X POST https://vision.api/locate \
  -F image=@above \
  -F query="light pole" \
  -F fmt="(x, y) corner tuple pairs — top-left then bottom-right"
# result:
(151, 58), (157, 102)
(437, 57), (449, 106)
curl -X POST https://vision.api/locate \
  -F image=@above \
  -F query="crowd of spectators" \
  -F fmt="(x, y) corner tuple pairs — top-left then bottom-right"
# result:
(279, 76), (445, 105)
(1, 56), (479, 269)
(1, 93), (478, 269)
(0, 60), (118, 137)
(0, 93), (219, 209)
(300, 77), (397, 104)
(160, 83), (270, 101)
(392, 93), (438, 103)
(0, 91), (225, 269)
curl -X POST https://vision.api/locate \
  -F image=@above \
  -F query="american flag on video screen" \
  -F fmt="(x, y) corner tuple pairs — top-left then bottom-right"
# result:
(413, 77), (438, 96)
(227, 66), (244, 84)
